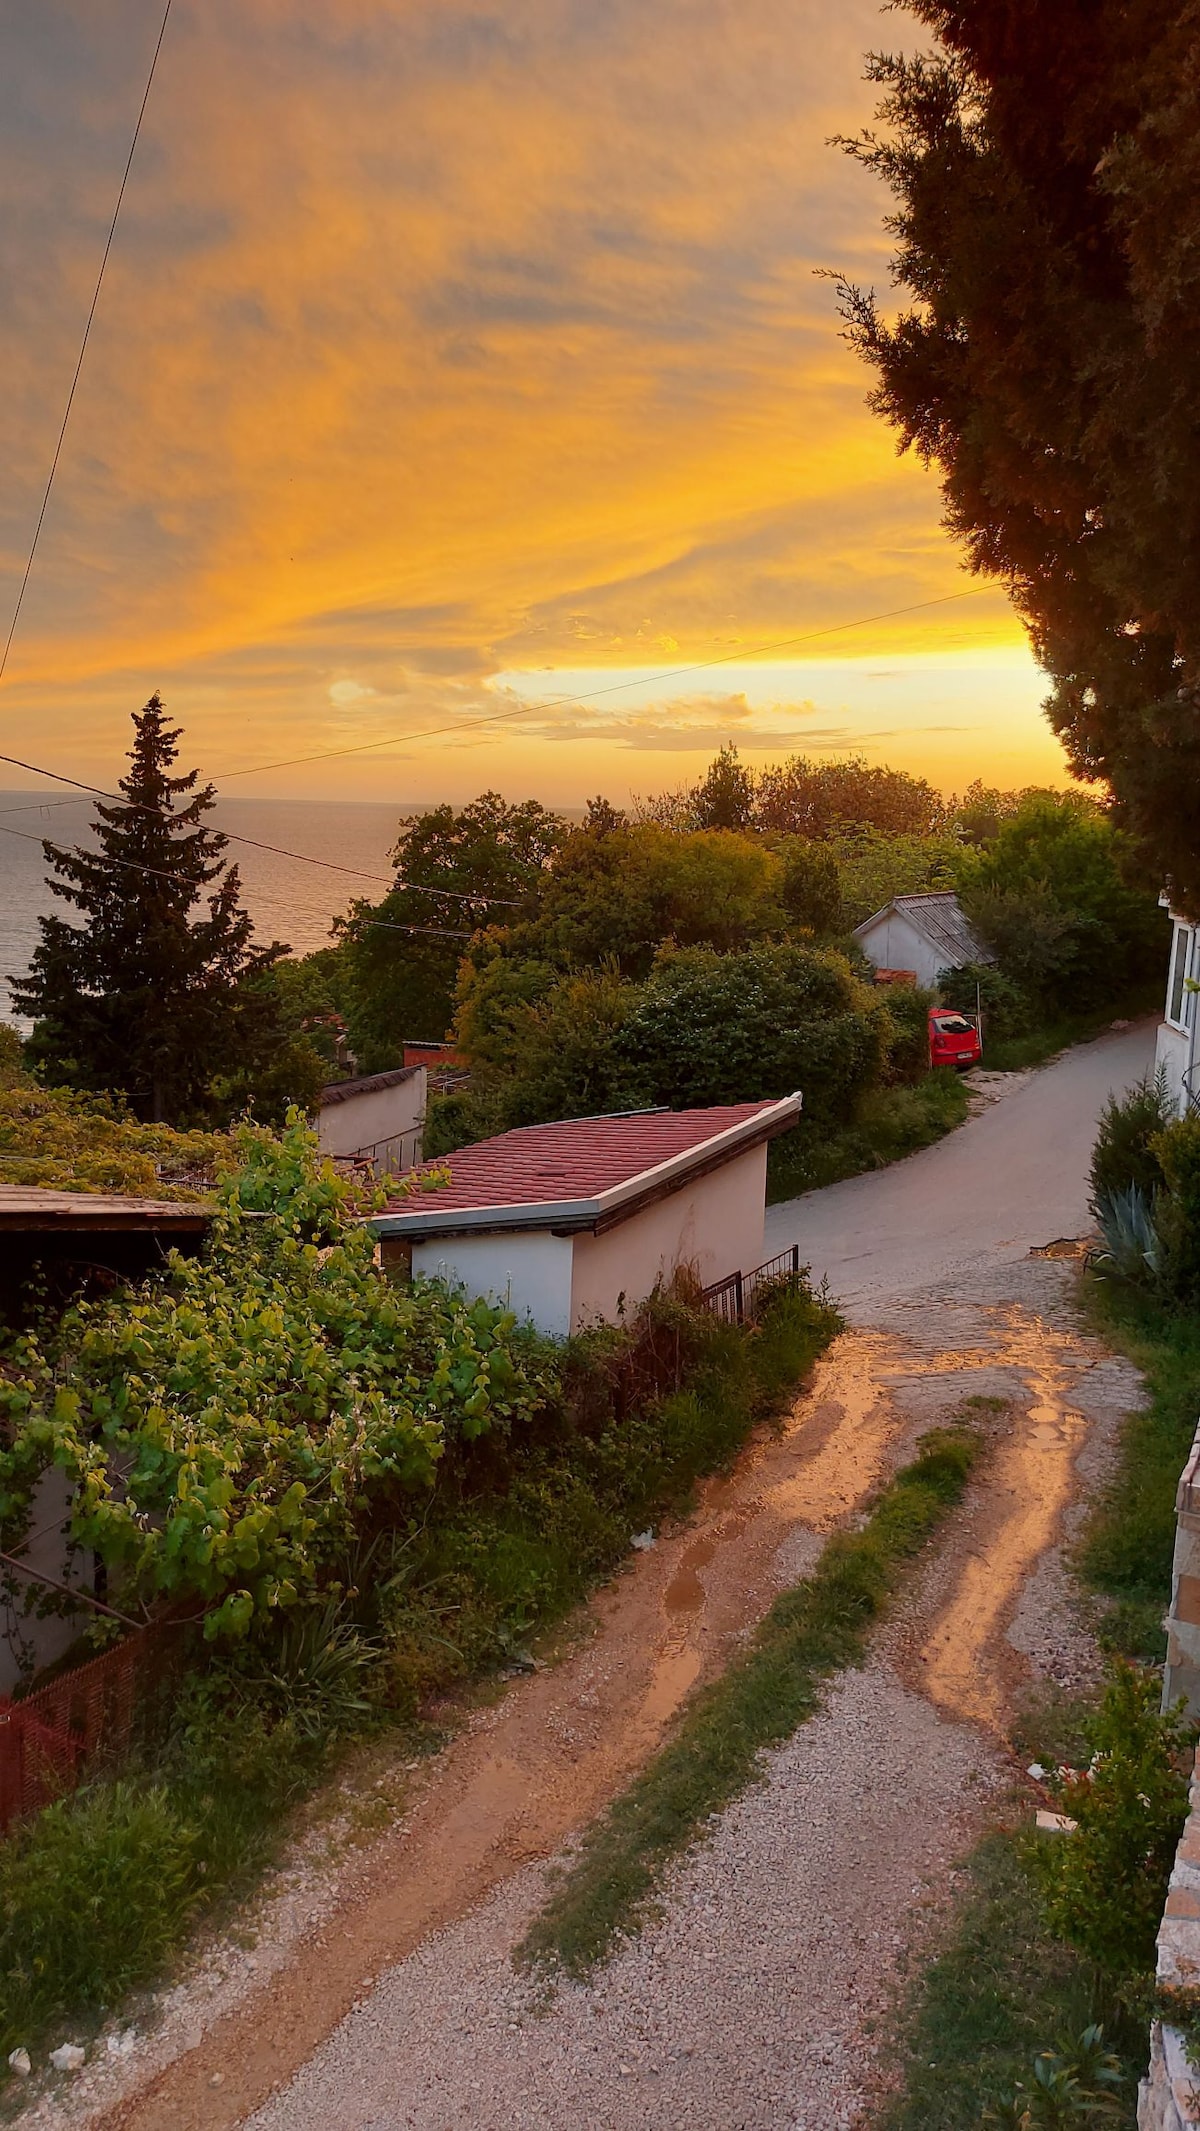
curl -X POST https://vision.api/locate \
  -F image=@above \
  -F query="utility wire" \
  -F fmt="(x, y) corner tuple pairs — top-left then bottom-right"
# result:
(211, 587), (995, 783)
(0, 0), (175, 688)
(0, 819), (470, 938)
(0, 750), (522, 904)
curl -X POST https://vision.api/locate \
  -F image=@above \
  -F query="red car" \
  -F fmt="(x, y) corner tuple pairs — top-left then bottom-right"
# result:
(928, 1006), (982, 1071)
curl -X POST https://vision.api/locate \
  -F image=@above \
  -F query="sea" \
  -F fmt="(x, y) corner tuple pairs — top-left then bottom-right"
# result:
(0, 790), (410, 1026)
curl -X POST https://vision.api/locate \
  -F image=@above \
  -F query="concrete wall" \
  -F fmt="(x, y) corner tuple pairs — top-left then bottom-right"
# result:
(1158, 1022), (1191, 1123)
(1139, 1743), (1200, 2128)
(0, 1472), (93, 1696)
(411, 1229), (575, 1337)
(317, 1069), (426, 1174)
(569, 1144), (767, 1329)
(856, 911), (945, 990)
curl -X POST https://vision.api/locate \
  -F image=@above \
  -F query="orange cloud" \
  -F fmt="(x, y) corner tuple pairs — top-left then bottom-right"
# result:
(0, 1), (1054, 801)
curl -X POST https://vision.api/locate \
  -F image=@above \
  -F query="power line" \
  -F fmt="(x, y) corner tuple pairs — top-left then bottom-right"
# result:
(211, 587), (995, 783)
(0, 819), (471, 939)
(0, 750), (522, 905)
(0, 0), (175, 688)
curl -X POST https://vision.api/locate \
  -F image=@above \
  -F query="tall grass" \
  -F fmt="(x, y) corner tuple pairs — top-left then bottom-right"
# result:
(1078, 1281), (1200, 1655)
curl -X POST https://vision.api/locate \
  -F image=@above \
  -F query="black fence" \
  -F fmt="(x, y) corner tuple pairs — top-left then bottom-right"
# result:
(701, 1244), (802, 1327)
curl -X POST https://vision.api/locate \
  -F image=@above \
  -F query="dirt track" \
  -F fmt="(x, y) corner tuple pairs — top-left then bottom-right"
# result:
(20, 1025), (1154, 2131)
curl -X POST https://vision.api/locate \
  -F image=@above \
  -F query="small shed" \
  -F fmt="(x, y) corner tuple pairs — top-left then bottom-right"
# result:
(317, 1065), (426, 1176)
(853, 891), (992, 991)
(371, 1096), (802, 1337)
(1155, 896), (1198, 1118)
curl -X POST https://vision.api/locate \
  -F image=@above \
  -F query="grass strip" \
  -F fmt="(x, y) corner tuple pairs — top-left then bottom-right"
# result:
(875, 1829), (1142, 2131)
(767, 1069), (970, 1202)
(1078, 1278), (1200, 1657)
(517, 1423), (981, 1981)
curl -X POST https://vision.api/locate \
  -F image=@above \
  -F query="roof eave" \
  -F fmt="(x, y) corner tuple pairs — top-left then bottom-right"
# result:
(369, 1093), (802, 1241)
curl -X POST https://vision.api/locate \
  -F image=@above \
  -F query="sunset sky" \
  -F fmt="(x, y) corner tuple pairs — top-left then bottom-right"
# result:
(0, 0), (1072, 807)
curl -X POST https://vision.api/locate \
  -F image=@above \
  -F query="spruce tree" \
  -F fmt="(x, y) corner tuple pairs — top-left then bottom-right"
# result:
(13, 695), (295, 1123)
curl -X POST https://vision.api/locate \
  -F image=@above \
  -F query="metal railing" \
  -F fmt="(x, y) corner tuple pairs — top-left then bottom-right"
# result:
(701, 1244), (802, 1326)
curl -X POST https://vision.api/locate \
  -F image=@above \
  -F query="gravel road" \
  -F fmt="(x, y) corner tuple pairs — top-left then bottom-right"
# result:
(28, 1022), (1156, 2131)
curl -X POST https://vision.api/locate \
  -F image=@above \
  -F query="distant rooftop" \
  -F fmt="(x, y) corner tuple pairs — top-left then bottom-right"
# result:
(319, 1066), (422, 1107)
(372, 1098), (801, 1239)
(854, 890), (992, 969)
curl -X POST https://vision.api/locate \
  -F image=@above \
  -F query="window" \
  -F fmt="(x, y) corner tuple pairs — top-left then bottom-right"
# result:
(1170, 924), (1193, 1027)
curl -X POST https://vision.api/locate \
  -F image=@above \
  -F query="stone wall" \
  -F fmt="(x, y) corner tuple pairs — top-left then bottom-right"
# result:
(1140, 1748), (1200, 2123)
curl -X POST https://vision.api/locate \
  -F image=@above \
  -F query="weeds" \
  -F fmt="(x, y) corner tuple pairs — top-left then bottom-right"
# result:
(517, 1425), (979, 1980)
(1078, 1281), (1200, 1656)
(768, 1069), (969, 1201)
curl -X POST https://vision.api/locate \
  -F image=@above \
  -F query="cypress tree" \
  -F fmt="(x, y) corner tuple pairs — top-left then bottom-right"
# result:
(12, 695), (294, 1122)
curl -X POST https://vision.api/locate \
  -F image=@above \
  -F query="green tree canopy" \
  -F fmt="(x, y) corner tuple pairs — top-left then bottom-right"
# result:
(956, 791), (1166, 1009)
(336, 793), (565, 1072)
(837, 2), (1200, 906)
(755, 754), (945, 838)
(11, 697), (319, 1125)
(468, 819), (785, 983)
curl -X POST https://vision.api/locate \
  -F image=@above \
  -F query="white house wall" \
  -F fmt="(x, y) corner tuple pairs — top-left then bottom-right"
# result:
(1157, 915), (1199, 1118)
(856, 912), (944, 990)
(411, 1229), (575, 1338)
(568, 1144), (768, 1330)
(317, 1069), (427, 1173)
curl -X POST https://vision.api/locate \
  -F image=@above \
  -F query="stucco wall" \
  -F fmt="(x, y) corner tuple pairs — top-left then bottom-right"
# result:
(317, 1069), (426, 1172)
(856, 911), (944, 990)
(568, 1144), (767, 1329)
(411, 1229), (575, 1338)
(1157, 1021), (1192, 1122)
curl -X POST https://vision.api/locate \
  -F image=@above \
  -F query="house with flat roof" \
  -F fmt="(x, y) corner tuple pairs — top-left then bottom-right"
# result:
(371, 1096), (802, 1337)
(853, 891), (992, 992)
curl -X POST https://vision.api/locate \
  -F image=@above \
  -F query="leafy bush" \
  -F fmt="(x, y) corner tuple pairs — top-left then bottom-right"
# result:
(1152, 1114), (1200, 1308)
(0, 1118), (553, 1637)
(0, 1781), (199, 2057)
(879, 982), (939, 1082)
(1035, 1662), (1193, 1979)
(1090, 1073), (1173, 1211)
(613, 941), (889, 1125)
(940, 962), (1037, 1043)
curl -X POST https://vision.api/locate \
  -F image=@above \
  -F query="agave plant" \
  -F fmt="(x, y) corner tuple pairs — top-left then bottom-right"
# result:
(1092, 1182), (1162, 1287)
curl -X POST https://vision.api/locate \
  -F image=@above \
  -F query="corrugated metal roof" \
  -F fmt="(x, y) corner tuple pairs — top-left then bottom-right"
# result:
(854, 891), (993, 969)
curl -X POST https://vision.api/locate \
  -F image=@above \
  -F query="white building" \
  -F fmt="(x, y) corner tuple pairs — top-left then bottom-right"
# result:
(1155, 900), (1199, 1116)
(371, 1097), (802, 1337)
(317, 1065), (426, 1176)
(853, 891), (992, 992)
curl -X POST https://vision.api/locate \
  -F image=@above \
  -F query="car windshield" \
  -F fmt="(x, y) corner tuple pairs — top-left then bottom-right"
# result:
(934, 1016), (975, 1035)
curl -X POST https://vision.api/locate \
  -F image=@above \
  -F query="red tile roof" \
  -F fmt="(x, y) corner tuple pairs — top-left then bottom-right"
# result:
(378, 1100), (798, 1233)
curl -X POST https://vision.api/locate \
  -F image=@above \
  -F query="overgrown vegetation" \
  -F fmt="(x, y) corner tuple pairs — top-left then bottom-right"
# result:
(0, 1129), (839, 2059)
(767, 1067), (969, 1202)
(878, 1664), (1192, 2130)
(517, 1424), (980, 1981)
(0, 1082), (228, 1198)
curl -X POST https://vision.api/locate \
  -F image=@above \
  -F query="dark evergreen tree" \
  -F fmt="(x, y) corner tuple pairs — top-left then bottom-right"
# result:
(834, 1), (1200, 906)
(12, 695), (317, 1123)
(691, 745), (757, 831)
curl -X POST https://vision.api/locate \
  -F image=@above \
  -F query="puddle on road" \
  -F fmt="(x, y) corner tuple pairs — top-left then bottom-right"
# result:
(916, 1311), (1092, 1732)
